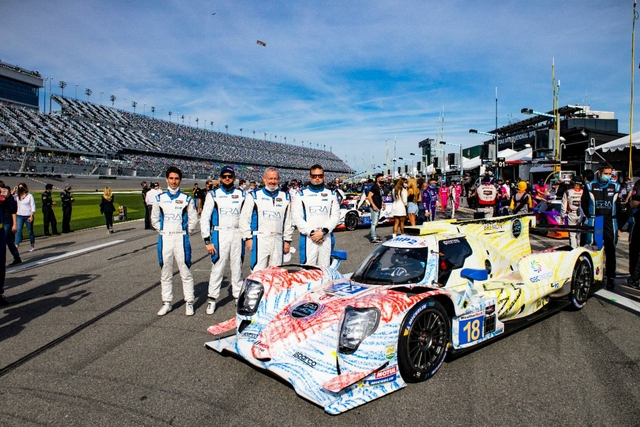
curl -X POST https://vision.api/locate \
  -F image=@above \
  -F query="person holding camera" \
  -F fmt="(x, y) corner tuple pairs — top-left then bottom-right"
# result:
(13, 182), (36, 252)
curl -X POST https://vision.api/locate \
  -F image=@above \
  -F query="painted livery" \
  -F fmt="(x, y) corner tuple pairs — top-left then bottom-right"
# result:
(206, 214), (602, 414)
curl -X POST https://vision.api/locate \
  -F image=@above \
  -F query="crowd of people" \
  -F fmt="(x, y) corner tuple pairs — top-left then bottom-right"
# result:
(0, 98), (352, 180)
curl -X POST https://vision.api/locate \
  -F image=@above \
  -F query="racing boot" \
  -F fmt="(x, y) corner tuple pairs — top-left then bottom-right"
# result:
(157, 302), (172, 316)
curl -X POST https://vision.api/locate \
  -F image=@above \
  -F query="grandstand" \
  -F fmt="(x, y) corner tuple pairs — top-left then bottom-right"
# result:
(0, 96), (353, 183)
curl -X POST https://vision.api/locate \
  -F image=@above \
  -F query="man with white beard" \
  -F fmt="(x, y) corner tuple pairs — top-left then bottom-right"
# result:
(239, 167), (294, 272)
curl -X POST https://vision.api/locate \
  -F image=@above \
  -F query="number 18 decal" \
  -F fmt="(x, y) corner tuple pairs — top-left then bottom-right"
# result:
(459, 315), (484, 345)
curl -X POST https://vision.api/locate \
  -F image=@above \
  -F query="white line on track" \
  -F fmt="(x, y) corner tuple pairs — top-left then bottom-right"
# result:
(7, 240), (126, 273)
(595, 289), (640, 315)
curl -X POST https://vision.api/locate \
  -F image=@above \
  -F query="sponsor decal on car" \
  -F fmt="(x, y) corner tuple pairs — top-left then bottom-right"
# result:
(290, 302), (324, 319)
(325, 282), (367, 296)
(293, 351), (317, 367)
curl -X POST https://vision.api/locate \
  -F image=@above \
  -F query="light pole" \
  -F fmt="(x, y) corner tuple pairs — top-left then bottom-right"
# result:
(43, 77), (49, 113)
(100, 91), (104, 105)
(48, 77), (53, 114)
(59, 80), (67, 98)
(151, 106), (155, 118)
(132, 101), (137, 114)
(85, 88), (92, 102)
(75, 84), (78, 99)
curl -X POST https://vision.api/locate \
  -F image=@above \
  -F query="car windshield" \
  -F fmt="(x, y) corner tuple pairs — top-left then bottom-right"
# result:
(351, 245), (429, 285)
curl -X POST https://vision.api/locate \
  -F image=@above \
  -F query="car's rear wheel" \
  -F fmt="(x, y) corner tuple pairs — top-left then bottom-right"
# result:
(345, 211), (358, 231)
(398, 298), (450, 383)
(570, 255), (593, 310)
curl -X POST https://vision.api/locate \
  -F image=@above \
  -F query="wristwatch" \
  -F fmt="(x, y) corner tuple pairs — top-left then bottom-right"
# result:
(204, 238), (211, 245)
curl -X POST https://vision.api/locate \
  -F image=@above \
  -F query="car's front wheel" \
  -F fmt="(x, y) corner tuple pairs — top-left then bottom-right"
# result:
(570, 255), (593, 310)
(345, 211), (359, 231)
(397, 298), (450, 383)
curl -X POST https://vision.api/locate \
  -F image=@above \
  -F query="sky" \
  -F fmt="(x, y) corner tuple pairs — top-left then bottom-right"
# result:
(1, 0), (636, 174)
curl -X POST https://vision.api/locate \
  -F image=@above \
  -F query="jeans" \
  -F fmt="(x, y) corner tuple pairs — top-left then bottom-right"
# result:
(15, 215), (35, 246)
(370, 209), (380, 240)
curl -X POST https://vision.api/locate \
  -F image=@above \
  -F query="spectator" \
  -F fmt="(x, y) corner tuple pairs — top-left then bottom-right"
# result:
(60, 184), (74, 233)
(42, 183), (59, 236)
(391, 178), (408, 238)
(152, 166), (199, 316)
(366, 173), (385, 243)
(560, 180), (584, 248)
(423, 178), (438, 222)
(406, 177), (420, 226)
(0, 185), (9, 305)
(0, 181), (20, 265)
(14, 182), (36, 252)
(100, 187), (116, 234)
(141, 181), (152, 230)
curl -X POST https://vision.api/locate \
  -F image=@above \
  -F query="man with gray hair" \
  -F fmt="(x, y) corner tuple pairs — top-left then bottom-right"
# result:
(239, 167), (293, 272)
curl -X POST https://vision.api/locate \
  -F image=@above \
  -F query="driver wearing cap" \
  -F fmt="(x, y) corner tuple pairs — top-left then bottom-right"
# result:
(200, 165), (246, 314)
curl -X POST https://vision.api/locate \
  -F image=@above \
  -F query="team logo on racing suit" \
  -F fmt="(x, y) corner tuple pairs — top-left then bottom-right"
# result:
(175, 199), (184, 204)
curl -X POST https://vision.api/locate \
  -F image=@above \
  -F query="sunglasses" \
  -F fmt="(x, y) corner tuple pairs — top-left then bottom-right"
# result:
(310, 174), (324, 178)
(220, 174), (234, 179)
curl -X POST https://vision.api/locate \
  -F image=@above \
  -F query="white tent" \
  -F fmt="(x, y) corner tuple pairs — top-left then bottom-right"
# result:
(588, 132), (640, 154)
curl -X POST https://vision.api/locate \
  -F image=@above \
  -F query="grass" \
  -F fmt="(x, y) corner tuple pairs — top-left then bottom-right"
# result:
(14, 191), (146, 238)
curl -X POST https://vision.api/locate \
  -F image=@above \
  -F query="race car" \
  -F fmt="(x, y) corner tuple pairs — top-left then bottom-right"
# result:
(206, 214), (603, 414)
(336, 193), (393, 231)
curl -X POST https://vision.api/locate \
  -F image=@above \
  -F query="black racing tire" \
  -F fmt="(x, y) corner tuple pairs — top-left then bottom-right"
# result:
(345, 211), (359, 231)
(569, 255), (593, 310)
(398, 298), (451, 383)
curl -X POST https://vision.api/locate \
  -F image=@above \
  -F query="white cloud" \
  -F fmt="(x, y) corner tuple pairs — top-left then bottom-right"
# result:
(0, 0), (634, 172)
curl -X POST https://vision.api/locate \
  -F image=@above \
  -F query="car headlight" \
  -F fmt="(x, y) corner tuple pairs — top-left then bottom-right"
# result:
(338, 306), (381, 354)
(237, 279), (264, 316)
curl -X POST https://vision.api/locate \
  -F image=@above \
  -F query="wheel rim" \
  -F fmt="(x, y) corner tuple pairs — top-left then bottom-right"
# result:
(346, 214), (357, 230)
(407, 309), (447, 371)
(574, 261), (592, 303)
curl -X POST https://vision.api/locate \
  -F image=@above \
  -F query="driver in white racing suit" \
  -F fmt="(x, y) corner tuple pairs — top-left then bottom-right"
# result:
(240, 167), (294, 272)
(200, 165), (246, 314)
(292, 164), (341, 267)
(152, 166), (199, 316)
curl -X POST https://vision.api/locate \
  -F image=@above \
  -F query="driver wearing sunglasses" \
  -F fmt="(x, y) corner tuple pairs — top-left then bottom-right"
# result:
(291, 164), (340, 267)
(200, 165), (246, 314)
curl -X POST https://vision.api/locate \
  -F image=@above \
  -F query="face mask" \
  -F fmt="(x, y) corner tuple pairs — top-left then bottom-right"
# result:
(403, 183), (408, 188)
(430, 184), (436, 189)
(600, 174), (611, 184)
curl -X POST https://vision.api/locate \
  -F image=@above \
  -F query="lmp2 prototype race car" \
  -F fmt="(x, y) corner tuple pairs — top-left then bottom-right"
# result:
(205, 214), (603, 414)
(336, 194), (393, 231)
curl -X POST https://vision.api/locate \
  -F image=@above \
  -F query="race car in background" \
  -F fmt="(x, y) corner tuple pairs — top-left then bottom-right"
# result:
(336, 193), (393, 231)
(206, 214), (602, 414)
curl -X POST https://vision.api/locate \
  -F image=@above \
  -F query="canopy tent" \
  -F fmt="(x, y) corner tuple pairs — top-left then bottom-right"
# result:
(505, 147), (533, 164)
(587, 132), (640, 154)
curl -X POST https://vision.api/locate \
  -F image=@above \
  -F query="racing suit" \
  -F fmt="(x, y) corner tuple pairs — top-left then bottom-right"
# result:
(561, 187), (583, 248)
(292, 185), (340, 267)
(423, 185), (438, 221)
(582, 178), (620, 287)
(151, 188), (198, 304)
(239, 187), (293, 272)
(200, 186), (246, 299)
(476, 183), (498, 218)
